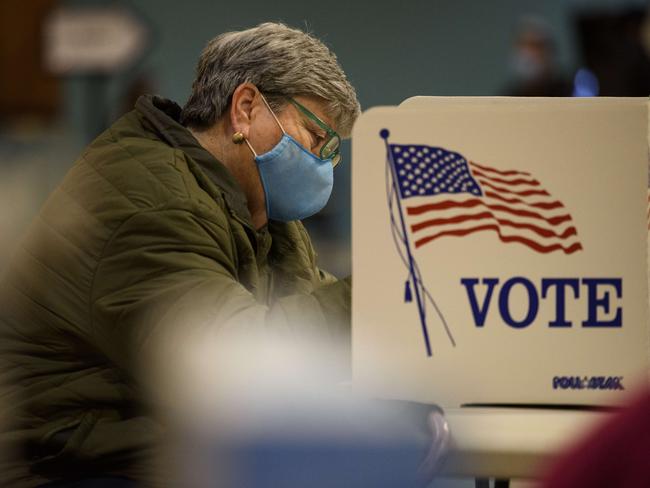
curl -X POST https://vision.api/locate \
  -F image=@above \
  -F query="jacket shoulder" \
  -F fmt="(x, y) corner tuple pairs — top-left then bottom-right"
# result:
(76, 112), (203, 211)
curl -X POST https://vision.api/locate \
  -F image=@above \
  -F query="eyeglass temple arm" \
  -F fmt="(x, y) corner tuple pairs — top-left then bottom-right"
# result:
(259, 93), (287, 134)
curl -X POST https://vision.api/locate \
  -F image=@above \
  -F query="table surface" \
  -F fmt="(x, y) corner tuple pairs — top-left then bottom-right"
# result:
(437, 407), (610, 480)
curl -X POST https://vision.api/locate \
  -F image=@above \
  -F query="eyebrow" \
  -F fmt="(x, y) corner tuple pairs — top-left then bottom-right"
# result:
(290, 99), (337, 137)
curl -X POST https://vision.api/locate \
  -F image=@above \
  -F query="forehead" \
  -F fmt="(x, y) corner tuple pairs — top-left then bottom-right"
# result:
(290, 95), (336, 131)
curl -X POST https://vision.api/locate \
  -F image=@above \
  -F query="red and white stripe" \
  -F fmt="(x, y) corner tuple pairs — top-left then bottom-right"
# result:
(404, 161), (583, 254)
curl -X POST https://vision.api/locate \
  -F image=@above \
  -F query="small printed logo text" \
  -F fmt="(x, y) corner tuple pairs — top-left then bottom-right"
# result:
(552, 376), (624, 390)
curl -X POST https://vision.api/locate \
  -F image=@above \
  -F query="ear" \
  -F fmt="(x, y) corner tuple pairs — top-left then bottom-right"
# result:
(229, 82), (260, 138)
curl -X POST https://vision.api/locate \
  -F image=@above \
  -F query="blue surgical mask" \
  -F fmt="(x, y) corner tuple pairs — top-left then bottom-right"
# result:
(244, 96), (334, 222)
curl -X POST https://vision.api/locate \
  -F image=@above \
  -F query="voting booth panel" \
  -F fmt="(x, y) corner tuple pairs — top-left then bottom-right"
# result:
(352, 98), (649, 409)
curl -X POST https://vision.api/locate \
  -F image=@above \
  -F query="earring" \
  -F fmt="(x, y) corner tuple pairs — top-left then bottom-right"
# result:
(232, 132), (245, 144)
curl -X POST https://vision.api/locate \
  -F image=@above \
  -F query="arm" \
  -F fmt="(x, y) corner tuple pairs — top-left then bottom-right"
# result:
(90, 206), (350, 380)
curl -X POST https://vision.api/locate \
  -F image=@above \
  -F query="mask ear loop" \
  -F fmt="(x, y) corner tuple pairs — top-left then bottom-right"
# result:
(240, 92), (287, 158)
(243, 138), (258, 158)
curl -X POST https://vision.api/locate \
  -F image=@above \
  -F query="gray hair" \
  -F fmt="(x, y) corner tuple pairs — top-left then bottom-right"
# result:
(180, 22), (360, 137)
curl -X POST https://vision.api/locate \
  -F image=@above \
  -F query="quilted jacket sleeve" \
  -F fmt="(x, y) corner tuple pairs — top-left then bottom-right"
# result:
(90, 204), (350, 385)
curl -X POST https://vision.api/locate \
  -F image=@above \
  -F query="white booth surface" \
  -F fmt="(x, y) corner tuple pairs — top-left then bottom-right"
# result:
(352, 97), (649, 409)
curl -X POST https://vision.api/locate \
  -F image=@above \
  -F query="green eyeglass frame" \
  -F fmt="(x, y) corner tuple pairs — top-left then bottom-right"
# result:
(288, 98), (342, 167)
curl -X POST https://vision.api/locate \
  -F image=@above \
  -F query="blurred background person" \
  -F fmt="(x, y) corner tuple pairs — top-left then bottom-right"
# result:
(502, 16), (573, 97)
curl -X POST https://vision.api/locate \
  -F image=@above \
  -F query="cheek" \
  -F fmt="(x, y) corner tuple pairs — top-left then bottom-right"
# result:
(282, 123), (313, 150)
(293, 132), (313, 151)
(249, 122), (283, 154)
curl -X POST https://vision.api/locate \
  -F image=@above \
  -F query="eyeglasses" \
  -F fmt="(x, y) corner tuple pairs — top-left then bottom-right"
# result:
(288, 98), (342, 167)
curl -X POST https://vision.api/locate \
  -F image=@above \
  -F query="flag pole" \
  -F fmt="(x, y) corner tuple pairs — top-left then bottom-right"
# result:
(381, 129), (432, 357)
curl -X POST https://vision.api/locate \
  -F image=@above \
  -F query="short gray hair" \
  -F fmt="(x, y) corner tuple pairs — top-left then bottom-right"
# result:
(180, 22), (360, 137)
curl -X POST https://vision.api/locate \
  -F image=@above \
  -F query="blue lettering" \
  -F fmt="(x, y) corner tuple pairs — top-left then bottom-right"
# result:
(582, 278), (622, 327)
(460, 278), (499, 327)
(462, 277), (623, 328)
(499, 277), (538, 328)
(541, 278), (580, 327)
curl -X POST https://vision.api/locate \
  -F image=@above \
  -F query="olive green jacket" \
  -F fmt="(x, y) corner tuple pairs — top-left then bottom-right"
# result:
(0, 95), (350, 487)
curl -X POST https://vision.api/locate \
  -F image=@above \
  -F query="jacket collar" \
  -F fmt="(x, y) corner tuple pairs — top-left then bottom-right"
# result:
(135, 94), (253, 225)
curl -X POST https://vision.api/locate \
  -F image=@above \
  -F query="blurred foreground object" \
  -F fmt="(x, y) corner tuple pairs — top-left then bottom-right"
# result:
(541, 387), (650, 487)
(161, 336), (450, 487)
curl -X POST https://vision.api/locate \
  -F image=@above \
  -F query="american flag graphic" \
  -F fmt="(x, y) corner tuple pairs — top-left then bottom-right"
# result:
(388, 143), (583, 254)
